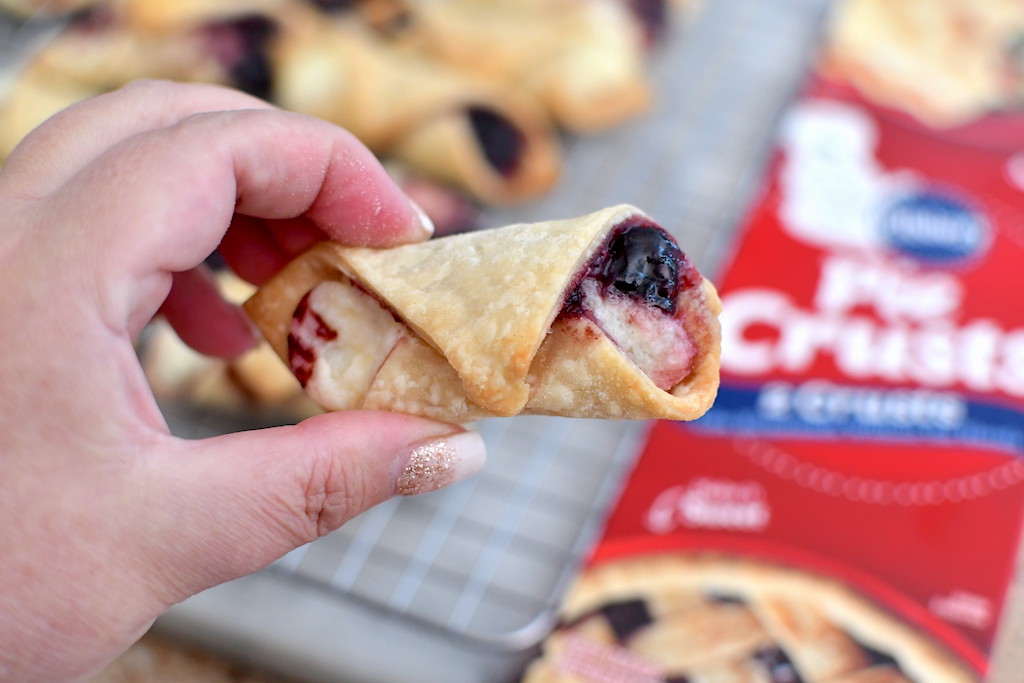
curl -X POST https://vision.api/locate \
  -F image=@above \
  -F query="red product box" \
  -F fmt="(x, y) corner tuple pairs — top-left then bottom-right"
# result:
(522, 73), (1024, 683)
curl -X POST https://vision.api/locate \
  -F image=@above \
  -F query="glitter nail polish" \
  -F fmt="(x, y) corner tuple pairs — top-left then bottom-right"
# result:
(396, 431), (486, 496)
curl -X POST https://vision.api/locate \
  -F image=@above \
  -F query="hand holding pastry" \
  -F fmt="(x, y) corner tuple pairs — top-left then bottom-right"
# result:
(0, 80), (485, 681)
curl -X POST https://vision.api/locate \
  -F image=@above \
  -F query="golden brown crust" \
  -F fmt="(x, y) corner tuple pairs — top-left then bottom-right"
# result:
(0, 0), (98, 15)
(244, 204), (722, 422)
(823, 0), (1024, 127)
(526, 553), (977, 683)
(271, 10), (561, 204)
(380, 0), (653, 133)
(116, 0), (291, 34)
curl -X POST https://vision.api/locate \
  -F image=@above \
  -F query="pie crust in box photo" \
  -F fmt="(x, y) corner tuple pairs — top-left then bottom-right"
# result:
(523, 553), (980, 683)
(822, 0), (1024, 131)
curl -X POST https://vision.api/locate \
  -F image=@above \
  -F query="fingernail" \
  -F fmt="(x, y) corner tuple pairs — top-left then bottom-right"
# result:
(396, 431), (485, 496)
(409, 198), (435, 239)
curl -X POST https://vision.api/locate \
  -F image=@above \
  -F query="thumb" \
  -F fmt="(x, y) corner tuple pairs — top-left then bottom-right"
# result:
(143, 412), (485, 600)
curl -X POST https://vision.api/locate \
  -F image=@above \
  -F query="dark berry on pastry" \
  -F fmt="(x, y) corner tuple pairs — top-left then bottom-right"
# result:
(625, 0), (669, 45)
(204, 15), (278, 100)
(601, 223), (687, 313)
(860, 642), (902, 669)
(468, 106), (525, 177)
(561, 219), (700, 390)
(600, 599), (655, 642)
(307, 0), (358, 11)
(288, 291), (339, 387)
(705, 592), (748, 606)
(752, 646), (804, 683)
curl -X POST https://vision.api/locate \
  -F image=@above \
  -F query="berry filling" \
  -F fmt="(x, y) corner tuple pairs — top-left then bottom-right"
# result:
(307, 0), (358, 11)
(625, 0), (669, 45)
(468, 106), (525, 177)
(203, 15), (278, 100)
(599, 599), (655, 642)
(752, 646), (804, 683)
(288, 280), (405, 409)
(561, 220), (700, 391)
(67, 4), (116, 32)
(561, 596), (908, 683)
(288, 290), (338, 388)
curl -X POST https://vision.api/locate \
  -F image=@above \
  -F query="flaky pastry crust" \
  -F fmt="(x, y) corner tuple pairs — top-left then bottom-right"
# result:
(244, 205), (721, 423)
(525, 553), (978, 683)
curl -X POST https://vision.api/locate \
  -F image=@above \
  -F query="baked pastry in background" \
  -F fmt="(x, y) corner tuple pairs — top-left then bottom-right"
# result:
(0, 0), (97, 15)
(524, 554), (979, 683)
(329, 0), (655, 133)
(823, 0), (1024, 127)
(0, 2), (285, 157)
(245, 205), (721, 423)
(271, 7), (561, 204)
(138, 271), (320, 420)
(0, 0), (698, 205)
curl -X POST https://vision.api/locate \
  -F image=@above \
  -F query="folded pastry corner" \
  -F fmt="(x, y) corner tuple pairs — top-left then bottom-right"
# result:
(822, 0), (1024, 127)
(270, 11), (562, 204)
(244, 205), (721, 423)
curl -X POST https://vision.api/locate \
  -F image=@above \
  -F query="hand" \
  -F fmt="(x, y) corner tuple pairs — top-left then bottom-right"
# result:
(0, 80), (486, 681)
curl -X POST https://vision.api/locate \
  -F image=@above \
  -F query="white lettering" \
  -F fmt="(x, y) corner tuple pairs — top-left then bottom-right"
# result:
(646, 479), (770, 534)
(757, 381), (966, 430)
(718, 290), (789, 375)
(815, 255), (962, 321)
(721, 288), (1024, 398)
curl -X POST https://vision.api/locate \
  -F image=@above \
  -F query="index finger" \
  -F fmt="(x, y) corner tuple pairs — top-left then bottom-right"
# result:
(37, 106), (432, 339)
(47, 106), (432, 268)
(0, 80), (275, 198)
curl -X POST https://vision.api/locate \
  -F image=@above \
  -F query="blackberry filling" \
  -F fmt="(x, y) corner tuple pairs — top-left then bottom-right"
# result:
(705, 592), (748, 606)
(600, 599), (655, 642)
(860, 642), (902, 669)
(468, 106), (525, 177)
(288, 291), (338, 388)
(602, 225), (684, 312)
(67, 4), (115, 32)
(625, 0), (668, 45)
(560, 219), (699, 391)
(287, 280), (407, 409)
(752, 646), (804, 683)
(204, 15), (278, 100)
(307, 0), (358, 11)
(564, 221), (696, 316)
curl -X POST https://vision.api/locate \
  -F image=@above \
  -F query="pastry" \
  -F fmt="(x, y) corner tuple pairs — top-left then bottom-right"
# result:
(0, 66), (101, 159)
(523, 554), (978, 683)
(0, 0), (98, 15)
(112, 0), (290, 34)
(244, 204), (722, 423)
(1, 0), (563, 204)
(139, 272), (320, 419)
(341, 0), (654, 133)
(13, 1), (286, 100)
(18, 16), (221, 93)
(823, 0), (1024, 127)
(270, 10), (561, 204)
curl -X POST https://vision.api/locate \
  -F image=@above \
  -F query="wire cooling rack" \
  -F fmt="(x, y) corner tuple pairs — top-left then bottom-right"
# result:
(157, 0), (834, 681)
(271, 416), (648, 648)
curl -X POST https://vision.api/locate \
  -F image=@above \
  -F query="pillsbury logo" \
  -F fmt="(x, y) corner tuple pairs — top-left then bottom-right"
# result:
(879, 190), (990, 266)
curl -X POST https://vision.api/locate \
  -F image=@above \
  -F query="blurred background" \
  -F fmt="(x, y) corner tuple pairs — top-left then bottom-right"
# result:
(3, 0), (1023, 681)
